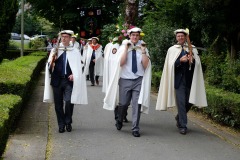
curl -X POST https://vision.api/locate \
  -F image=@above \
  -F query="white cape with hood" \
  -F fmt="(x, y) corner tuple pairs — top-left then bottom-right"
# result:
(156, 44), (207, 111)
(43, 47), (88, 105)
(103, 40), (152, 114)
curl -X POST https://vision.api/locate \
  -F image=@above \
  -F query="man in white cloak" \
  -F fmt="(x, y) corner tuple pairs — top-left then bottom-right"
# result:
(43, 30), (88, 133)
(84, 37), (103, 86)
(156, 29), (207, 134)
(103, 27), (152, 137)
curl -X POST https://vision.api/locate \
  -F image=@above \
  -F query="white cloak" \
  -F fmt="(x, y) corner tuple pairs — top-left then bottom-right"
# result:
(43, 47), (88, 105)
(102, 42), (119, 93)
(70, 41), (80, 50)
(82, 44), (89, 67)
(156, 44), (207, 111)
(103, 40), (152, 114)
(84, 44), (103, 76)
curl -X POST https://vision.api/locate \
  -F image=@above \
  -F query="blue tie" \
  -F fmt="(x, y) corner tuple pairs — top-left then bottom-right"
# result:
(132, 49), (137, 73)
(62, 51), (66, 76)
(181, 46), (186, 57)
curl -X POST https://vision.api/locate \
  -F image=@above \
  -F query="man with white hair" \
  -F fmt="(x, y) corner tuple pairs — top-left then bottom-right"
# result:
(156, 29), (207, 135)
(43, 30), (88, 133)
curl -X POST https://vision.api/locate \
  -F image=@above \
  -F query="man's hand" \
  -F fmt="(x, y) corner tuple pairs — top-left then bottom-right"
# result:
(180, 55), (189, 63)
(68, 74), (74, 81)
(140, 43), (147, 54)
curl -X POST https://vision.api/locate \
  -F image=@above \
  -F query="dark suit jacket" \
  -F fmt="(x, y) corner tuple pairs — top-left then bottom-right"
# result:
(174, 52), (195, 89)
(50, 53), (73, 87)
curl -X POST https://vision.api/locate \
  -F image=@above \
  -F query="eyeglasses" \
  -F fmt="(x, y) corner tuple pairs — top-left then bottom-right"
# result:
(61, 35), (70, 39)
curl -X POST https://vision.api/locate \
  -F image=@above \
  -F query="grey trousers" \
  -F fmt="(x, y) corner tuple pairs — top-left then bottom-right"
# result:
(118, 76), (143, 131)
(175, 77), (191, 129)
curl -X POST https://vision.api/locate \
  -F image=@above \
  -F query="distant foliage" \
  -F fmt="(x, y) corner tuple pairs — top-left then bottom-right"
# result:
(142, 21), (175, 71)
(0, 0), (18, 63)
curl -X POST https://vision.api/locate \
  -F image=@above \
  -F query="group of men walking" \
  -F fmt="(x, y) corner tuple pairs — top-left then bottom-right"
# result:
(43, 27), (207, 137)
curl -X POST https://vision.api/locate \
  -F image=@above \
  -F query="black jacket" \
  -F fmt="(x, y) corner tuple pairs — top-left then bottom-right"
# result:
(174, 51), (195, 89)
(50, 53), (73, 87)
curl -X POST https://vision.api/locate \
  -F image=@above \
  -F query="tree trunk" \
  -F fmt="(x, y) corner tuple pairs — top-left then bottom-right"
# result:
(125, 0), (138, 26)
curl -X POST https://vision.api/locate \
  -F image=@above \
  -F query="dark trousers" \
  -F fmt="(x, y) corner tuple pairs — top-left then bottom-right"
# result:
(175, 76), (192, 129)
(52, 78), (74, 128)
(89, 61), (99, 85)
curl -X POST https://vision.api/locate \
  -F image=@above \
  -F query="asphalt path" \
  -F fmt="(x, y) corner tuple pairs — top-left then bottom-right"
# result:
(2, 72), (240, 160)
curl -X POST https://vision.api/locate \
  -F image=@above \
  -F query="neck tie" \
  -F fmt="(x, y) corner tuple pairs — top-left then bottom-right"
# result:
(62, 50), (66, 76)
(132, 49), (137, 73)
(181, 46), (186, 56)
(91, 50), (95, 61)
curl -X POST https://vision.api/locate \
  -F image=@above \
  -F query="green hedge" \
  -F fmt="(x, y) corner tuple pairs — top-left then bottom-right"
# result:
(0, 51), (47, 156)
(0, 52), (47, 97)
(201, 85), (240, 128)
(0, 94), (22, 156)
(4, 49), (41, 60)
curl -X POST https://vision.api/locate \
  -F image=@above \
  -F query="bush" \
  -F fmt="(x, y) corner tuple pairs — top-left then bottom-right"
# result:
(0, 52), (47, 97)
(151, 70), (162, 92)
(200, 85), (240, 128)
(0, 51), (46, 156)
(4, 49), (40, 60)
(0, 94), (22, 156)
(29, 38), (46, 50)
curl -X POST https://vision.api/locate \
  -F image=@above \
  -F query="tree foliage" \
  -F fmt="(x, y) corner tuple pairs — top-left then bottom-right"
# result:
(26, 0), (125, 32)
(0, 0), (19, 63)
(12, 11), (55, 37)
(142, 0), (240, 92)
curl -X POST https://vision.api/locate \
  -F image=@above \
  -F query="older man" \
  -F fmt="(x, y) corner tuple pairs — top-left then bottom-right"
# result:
(43, 30), (88, 133)
(156, 29), (207, 135)
(104, 27), (152, 137)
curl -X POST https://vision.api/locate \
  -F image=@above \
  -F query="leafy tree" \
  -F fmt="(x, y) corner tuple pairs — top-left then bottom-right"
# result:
(12, 11), (55, 36)
(26, 0), (124, 32)
(0, 0), (19, 63)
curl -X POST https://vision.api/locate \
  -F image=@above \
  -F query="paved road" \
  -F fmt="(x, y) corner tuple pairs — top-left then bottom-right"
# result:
(2, 72), (240, 160)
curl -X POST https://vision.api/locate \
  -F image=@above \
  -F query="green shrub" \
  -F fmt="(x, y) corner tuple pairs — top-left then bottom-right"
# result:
(29, 39), (46, 50)
(194, 85), (240, 129)
(4, 50), (38, 60)
(0, 94), (22, 156)
(0, 53), (47, 97)
(152, 70), (162, 92)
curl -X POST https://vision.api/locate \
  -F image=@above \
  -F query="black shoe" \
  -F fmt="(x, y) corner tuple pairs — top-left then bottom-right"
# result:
(115, 121), (123, 130)
(175, 116), (180, 128)
(91, 84), (95, 86)
(59, 127), (65, 133)
(66, 124), (72, 132)
(179, 128), (187, 135)
(132, 131), (140, 137)
(123, 117), (129, 123)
